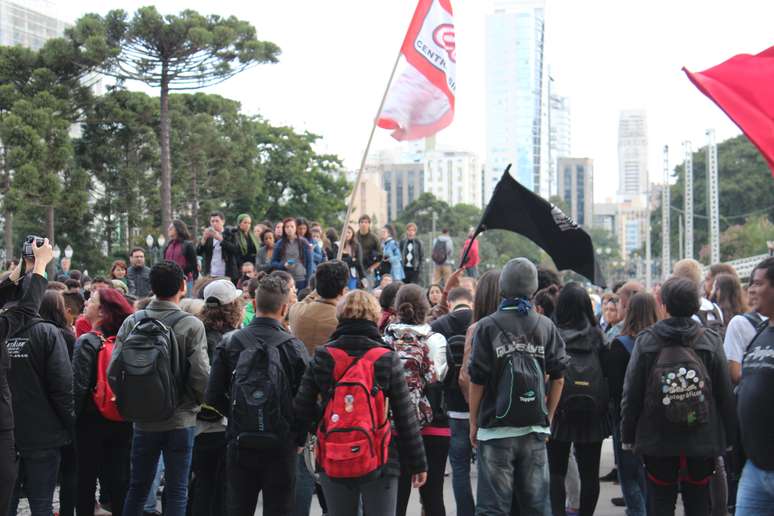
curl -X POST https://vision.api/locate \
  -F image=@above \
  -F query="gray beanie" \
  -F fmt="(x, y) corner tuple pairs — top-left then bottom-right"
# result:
(499, 258), (538, 299)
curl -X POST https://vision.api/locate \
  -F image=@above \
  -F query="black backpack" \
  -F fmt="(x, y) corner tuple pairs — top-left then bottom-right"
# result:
(697, 305), (726, 339)
(444, 333), (466, 391)
(108, 310), (190, 423)
(489, 314), (547, 428)
(558, 331), (609, 422)
(229, 331), (295, 451)
(646, 329), (712, 429)
(431, 239), (448, 265)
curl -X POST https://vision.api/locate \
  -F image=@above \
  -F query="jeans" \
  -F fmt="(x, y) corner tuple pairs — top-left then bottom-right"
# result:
(643, 455), (714, 516)
(476, 433), (551, 516)
(736, 461), (774, 516)
(143, 456), (164, 513)
(611, 411), (647, 516)
(319, 472), (397, 516)
(122, 427), (195, 516)
(225, 442), (296, 516)
(0, 431), (17, 516)
(9, 447), (61, 516)
(294, 453), (316, 516)
(190, 432), (226, 516)
(547, 440), (602, 516)
(398, 435), (449, 516)
(449, 419), (475, 516)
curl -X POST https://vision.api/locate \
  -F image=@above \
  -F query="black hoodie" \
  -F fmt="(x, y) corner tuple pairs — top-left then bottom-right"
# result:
(621, 317), (735, 458)
(431, 306), (473, 414)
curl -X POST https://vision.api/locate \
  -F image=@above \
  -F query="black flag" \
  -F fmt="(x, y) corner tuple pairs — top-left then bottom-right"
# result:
(462, 166), (606, 287)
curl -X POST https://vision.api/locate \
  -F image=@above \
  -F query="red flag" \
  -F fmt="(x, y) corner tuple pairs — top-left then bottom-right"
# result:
(377, 0), (455, 141)
(683, 46), (774, 177)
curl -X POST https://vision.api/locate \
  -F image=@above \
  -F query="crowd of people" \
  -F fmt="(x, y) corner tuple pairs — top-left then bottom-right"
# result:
(0, 217), (772, 516)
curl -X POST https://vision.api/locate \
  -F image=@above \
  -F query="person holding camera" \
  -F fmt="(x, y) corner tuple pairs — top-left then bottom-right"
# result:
(1, 237), (74, 516)
(197, 212), (240, 284)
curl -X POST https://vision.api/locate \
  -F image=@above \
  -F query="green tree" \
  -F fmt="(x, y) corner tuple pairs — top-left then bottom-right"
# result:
(76, 6), (280, 232)
(701, 215), (774, 262)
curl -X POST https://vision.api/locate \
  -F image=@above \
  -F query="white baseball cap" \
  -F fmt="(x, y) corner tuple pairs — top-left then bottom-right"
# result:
(203, 279), (242, 306)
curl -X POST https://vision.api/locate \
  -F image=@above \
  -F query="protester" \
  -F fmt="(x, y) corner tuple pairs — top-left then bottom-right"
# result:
(271, 217), (314, 291)
(400, 222), (424, 285)
(377, 224), (403, 283)
(255, 228), (275, 270)
(460, 229), (480, 278)
(58, 256), (72, 280)
(704, 263), (738, 299)
(427, 284), (443, 308)
(191, 280), (243, 516)
(236, 261), (257, 291)
(274, 221), (284, 241)
(0, 239), (53, 516)
(293, 289), (428, 516)
(111, 260), (210, 516)
(604, 292), (658, 516)
(600, 294), (621, 333)
(468, 258), (567, 516)
(206, 275), (309, 515)
(234, 214), (260, 266)
(62, 291), (85, 331)
(673, 259), (724, 329)
(340, 225), (365, 290)
(378, 281), (402, 333)
(356, 214), (381, 285)
(735, 257), (774, 515)
(39, 290), (77, 516)
(621, 276), (735, 516)
(431, 228), (454, 288)
(163, 219), (199, 295)
(323, 228), (339, 261)
(127, 247), (152, 298)
(110, 259), (129, 285)
(711, 272), (748, 330)
(72, 288), (135, 516)
(724, 268), (769, 386)
(547, 284), (609, 516)
(309, 223), (327, 271)
(197, 211), (240, 283)
(430, 286), (475, 516)
(76, 278), (110, 337)
(606, 281), (643, 342)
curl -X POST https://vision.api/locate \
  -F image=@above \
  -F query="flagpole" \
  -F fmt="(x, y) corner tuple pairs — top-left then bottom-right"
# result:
(337, 48), (404, 261)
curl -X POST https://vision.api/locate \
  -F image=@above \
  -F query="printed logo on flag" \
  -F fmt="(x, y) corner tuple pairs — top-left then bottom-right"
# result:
(410, 0), (456, 95)
(550, 205), (579, 232)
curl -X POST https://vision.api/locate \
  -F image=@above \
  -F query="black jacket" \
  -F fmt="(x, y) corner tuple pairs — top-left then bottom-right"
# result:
(72, 332), (110, 419)
(205, 317), (310, 444)
(196, 236), (240, 282)
(399, 238), (424, 271)
(126, 265), (152, 298)
(430, 307), (473, 413)
(0, 273), (48, 432)
(5, 316), (74, 450)
(621, 317), (736, 458)
(293, 319), (428, 477)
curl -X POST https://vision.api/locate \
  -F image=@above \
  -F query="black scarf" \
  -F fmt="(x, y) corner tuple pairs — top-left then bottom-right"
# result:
(330, 318), (384, 343)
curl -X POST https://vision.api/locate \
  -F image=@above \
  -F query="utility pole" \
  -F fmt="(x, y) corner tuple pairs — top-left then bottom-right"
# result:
(683, 141), (694, 259)
(706, 130), (720, 264)
(661, 145), (670, 280)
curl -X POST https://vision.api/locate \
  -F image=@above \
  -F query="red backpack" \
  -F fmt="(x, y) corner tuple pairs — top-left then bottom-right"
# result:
(92, 333), (124, 422)
(316, 346), (392, 479)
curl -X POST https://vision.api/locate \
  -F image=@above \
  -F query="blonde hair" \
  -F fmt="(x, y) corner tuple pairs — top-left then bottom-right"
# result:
(672, 259), (703, 293)
(179, 298), (205, 316)
(336, 290), (381, 323)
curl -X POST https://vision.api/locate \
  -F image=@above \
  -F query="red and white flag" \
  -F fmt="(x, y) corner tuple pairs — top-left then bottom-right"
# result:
(377, 0), (456, 141)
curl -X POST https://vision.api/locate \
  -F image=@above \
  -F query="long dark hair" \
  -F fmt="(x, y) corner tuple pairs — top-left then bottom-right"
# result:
(621, 292), (658, 337)
(712, 273), (747, 324)
(39, 290), (68, 328)
(555, 282), (596, 330)
(395, 284), (430, 325)
(473, 269), (501, 322)
(171, 219), (191, 241)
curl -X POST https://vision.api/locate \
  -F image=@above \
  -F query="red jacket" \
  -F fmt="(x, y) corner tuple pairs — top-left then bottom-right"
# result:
(461, 239), (479, 269)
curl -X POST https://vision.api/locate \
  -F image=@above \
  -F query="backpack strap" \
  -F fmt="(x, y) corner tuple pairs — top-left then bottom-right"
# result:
(743, 312), (764, 331)
(617, 335), (635, 355)
(9, 317), (46, 339)
(489, 311), (542, 349)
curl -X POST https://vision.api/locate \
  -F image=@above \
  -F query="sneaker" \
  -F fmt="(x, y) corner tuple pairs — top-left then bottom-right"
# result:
(611, 497), (626, 507)
(600, 468), (618, 482)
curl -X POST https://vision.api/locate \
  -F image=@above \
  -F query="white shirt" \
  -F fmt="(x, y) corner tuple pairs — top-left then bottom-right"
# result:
(724, 313), (769, 364)
(210, 238), (226, 276)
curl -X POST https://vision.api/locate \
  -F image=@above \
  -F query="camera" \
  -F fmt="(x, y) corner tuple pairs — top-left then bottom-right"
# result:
(22, 235), (45, 259)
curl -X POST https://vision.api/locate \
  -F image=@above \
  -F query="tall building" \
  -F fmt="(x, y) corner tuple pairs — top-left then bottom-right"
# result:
(617, 110), (649, 199)
(485, 0), (548, 201)
(369, 162), (425, 223)
(346, 170), (388, 227)
(0, 0), (67, 50)
(424, 150), (483, 208)
(557, 158), (593, 227)
(549, 93), (571, 197)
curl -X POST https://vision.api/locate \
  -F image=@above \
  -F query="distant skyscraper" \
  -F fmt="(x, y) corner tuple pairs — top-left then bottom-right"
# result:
(557, 158), (593, 227)
(549, 93), (571, 197)
(424, 150), (483, 208)
(617, 110), (649, 198)
(485, 0), (548, 202)
(0, 0), (67, 50)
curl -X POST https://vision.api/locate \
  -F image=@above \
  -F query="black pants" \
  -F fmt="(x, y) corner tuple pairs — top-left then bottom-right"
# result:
(190, 431), (226, 516)
(547, 440), (603, 516)
(403, 269), (421, 285)
(0, 430), (16, 516)
(225, 443), (296, 516)
(59, 443), (77, 516)
(75, 414), (132, 516)
(397, 435), (449, 516)
(644, 455), (714, 516)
